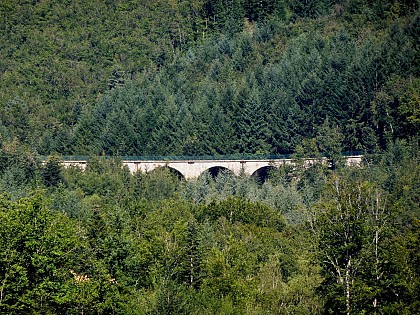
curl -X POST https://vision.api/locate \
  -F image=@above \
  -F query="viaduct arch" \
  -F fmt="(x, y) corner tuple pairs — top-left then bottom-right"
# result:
(61, 156), (363, 180)
(122, 159), (295, 179)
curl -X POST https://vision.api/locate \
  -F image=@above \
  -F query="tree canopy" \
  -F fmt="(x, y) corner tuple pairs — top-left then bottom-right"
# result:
(0, 0), (419, 313)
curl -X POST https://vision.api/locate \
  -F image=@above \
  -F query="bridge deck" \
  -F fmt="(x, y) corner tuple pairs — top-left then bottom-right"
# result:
(60, 156), (363, 179)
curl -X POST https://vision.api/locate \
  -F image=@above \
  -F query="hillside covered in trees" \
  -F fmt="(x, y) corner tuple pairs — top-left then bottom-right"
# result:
(0, 0), (419, 314)
(1, 0), (418, 155)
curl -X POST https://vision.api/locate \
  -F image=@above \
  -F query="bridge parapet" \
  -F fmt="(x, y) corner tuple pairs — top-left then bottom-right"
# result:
(57, 151), (362, 162)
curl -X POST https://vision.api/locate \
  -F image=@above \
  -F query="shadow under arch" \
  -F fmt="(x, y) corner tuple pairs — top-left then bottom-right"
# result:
(251, 166), (278, 183)
(147, 165), (185, 180)
(205, 166), (235, 179)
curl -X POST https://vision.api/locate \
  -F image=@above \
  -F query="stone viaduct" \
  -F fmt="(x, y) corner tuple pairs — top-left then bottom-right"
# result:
(61, 155), (363, 180)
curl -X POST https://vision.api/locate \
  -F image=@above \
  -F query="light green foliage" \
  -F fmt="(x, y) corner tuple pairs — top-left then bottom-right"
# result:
(313, 176), (386, 314)
(0, 143), (418, 313)
(0, 1), (418, 313)
(312, 146), (419, 314)
(0, 193), (116, 314)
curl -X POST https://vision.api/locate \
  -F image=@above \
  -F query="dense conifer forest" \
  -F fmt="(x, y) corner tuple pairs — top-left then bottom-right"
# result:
(0, 0), (419, 314)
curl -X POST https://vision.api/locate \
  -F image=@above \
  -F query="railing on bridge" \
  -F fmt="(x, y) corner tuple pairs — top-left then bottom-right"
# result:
(50, 151), (363, 161)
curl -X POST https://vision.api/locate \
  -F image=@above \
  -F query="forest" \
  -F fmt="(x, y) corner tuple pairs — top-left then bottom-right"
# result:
(0, 0), (419, 314)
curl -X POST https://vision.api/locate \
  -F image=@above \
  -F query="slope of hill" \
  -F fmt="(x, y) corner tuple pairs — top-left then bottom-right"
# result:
(1, 0), (418, 155)
(0, 2), (419, 314)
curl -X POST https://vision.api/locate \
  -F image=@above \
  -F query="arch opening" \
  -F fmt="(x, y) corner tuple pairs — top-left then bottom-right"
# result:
(167, 166), (185, 180)
(148, 166), (185, 180)
(206, 166), (234, 179)
(251, 166), (278, 183)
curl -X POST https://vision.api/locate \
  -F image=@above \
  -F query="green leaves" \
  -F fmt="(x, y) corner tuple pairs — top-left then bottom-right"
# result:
(1, 142), (418, 313)
(1, 1), (417, 156)
(311, 155), (420, 314)
(0, 1), (418, 313)
(42, 155), (64, 187)
(202, 197), (286, 230)
(0, 193), (83, 313)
